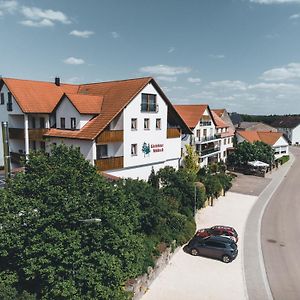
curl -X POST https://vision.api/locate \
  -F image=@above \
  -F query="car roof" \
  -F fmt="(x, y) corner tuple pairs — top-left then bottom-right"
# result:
(205, 235), (234, 243)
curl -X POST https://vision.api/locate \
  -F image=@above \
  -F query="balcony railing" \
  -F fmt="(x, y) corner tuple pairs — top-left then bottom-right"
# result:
(140, 103), (159, 113)
(8, 128), (49, 140)
(96, 130), (123, 144)
(167, 128), (181, 139)
(199, 121), (211, 126)
(95, 156), (123, 171)
(10, 152), (25, 164)
(200, 147), (220, 157)
(196, 134), (221, 143)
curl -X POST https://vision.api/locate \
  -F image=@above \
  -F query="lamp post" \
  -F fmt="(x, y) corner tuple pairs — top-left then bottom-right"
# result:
(1, 121), (11, 181)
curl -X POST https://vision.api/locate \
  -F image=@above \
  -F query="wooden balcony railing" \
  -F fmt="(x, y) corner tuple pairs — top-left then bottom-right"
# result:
(96, 130), (123, 144)
(9, 128), (49, 140)
(29, 129), (49, 140)
(9, 128), (24, 139)
(10, 152), (25, 164)
(167, 128), (181, 139)
(94, 156), (123, 171)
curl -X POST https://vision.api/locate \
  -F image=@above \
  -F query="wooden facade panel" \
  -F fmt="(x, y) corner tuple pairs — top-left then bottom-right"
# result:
(95, 156), (124, 171)
(29, 129), (49, 141)
(96, 130), (123, 144)
(167, 128), (181, 139)
(9, 128), (24, 139)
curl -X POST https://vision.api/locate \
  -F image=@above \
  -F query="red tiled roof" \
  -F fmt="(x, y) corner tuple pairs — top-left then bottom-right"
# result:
(237, 131), (283, 145)
(212, 109), (225, 117)
(211, 111), (228, 128)
(174, 105), (208, 128)
(65, 93), (103, 114)
(221, 128), (235, 138)
(2, 78), (78, 113)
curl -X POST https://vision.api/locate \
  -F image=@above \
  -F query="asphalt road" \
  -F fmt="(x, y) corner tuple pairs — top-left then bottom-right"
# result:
(261, 147), (300, 300)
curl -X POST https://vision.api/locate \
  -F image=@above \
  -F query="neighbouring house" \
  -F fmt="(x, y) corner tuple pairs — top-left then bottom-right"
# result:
(174, 104), (234, 167)
(235, 121), (277, 132)
(212, 108), (235, 131)
(236, 131), (289, 160)
(271, 116), (300, 145)
(0, 76), (191, 180)
(229, 112), (242, 126)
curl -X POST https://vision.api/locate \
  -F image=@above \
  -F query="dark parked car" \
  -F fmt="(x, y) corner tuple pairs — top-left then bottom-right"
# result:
(196, 225), (238, 242)
(186, 235), (238, 263)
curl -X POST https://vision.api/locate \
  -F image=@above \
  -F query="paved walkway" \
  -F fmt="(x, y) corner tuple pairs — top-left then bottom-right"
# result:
(142, 192), (257, 300)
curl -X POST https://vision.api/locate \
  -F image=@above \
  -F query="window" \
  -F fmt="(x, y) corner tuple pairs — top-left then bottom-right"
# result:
(32, 117), (36, 129)
(131, 144), (137, 156)
(228, 138), (230, 144)
(0, 93), (4, 105)
(156, 118), (161, 130)
(131, 118), (137, 130)
(196, 129), (201, 138)
(7, 92), (12, 111)
(40, 117), (45, 129)
(71, 118), (76, 130)
(223, 151), (226, 157)
(40, 141), (46, 152)
(203, 129), (207, 137)
(61, 118), (65, 129)
(144, 118), (150, 130)
(96, 145), (108, 159)
(141, 93), (157, 112)
(224, 139), (227, 145)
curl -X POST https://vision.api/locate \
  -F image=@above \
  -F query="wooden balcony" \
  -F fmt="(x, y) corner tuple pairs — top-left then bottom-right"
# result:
(167, 128), (181, 139)
(94, 156), (123, 171)
(96, 130), (123, 144)
(8, 128), (49, 140)
(29, 129), (49, 140)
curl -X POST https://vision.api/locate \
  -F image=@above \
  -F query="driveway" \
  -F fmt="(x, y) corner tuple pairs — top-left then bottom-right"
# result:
(142, 192), (257, 300)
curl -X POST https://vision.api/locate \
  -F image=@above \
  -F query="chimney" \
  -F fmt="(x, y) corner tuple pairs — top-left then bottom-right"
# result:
(55, 77), (60, 86)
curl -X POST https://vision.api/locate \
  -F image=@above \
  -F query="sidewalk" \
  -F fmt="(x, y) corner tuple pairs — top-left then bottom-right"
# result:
(142, 192), (257, 300)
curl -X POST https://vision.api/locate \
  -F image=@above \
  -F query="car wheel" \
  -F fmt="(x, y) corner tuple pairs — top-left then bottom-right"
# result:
(191, 248), (198, 256)
(222, 255), (231, 263)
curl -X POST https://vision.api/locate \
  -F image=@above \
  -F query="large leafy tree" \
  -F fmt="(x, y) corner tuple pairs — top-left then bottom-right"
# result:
(0, 145), (146, 299)
(182, 144), (200, 176)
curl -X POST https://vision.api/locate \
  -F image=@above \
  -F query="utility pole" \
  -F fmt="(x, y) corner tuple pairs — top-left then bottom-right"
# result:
(1, 121), (11, 180)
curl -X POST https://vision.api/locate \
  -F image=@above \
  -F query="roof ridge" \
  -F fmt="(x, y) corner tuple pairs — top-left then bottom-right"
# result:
(3, 77), (78, 86)
(79, 76), (152, 86)
(174, 104), (208, 106)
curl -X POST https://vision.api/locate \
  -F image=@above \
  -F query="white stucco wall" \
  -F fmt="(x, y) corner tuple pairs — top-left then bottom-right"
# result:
(273, 136), (289, 159)
(122, 82), (181, 178)
(292, 125), (300, 145)
(46, 138), (94, 162)
(0, 84), (24, 166)
(56, 97), (93, 129)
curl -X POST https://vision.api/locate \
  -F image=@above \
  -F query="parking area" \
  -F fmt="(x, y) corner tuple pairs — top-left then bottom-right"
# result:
(230, 173), (271, 196)
(142, 191), (257, 300)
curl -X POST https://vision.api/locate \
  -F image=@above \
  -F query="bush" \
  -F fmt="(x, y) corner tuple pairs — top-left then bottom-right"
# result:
(278, 155), (290, 165)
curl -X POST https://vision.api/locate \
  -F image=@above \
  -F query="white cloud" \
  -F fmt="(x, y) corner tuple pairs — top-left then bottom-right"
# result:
(70, 30), (94, 38)
(209, 54), (225, 59)
(20, 6), (71, 26)
(168, 47), (175, 53)
(260, 62), (300, 81)
(0, 0), (18, 15)
(250, 0), (300, 3)
(209, 80), (247, 91)
(111, 31), (120, 39)
(140, 64), (191, 76)
(63, 57), (85, 65)
(187, 77), (202, 83)
(157, 76), (177, 82)
(289, 13), (300, 19)
(20, 19), (54, 27)
(265, 33), (279, 39)
(66, 77), (82, 84)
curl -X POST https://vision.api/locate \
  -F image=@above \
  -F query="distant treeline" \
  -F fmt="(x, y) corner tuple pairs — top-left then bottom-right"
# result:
(239, 114), (300, 125)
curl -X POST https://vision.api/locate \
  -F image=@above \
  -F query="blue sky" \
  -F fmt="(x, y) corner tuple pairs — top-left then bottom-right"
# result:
(1, 0), (300, 114)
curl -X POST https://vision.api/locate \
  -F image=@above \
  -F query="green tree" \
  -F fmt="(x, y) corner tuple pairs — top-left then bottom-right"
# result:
(0, 145), (146, 299)
(182, 144), (200, 176)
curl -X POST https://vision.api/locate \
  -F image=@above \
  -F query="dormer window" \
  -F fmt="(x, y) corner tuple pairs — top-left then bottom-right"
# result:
(71, 117), (76, 130)
(141, 93), (157, 112)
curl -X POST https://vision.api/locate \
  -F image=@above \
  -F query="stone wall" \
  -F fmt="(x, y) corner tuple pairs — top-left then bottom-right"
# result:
(124, 243), (180, 300)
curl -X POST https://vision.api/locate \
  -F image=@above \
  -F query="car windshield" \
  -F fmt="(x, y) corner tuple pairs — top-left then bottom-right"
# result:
(230, 242), (237, 250)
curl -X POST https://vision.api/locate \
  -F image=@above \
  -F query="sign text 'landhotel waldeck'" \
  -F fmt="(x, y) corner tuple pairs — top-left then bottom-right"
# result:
(151, 144), (164, 152)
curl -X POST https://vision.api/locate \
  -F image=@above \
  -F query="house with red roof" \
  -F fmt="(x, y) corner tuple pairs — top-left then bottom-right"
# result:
(174, 104), (234, 167)
(236, 131), (289, 159)
(0, 76), (191, 180)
